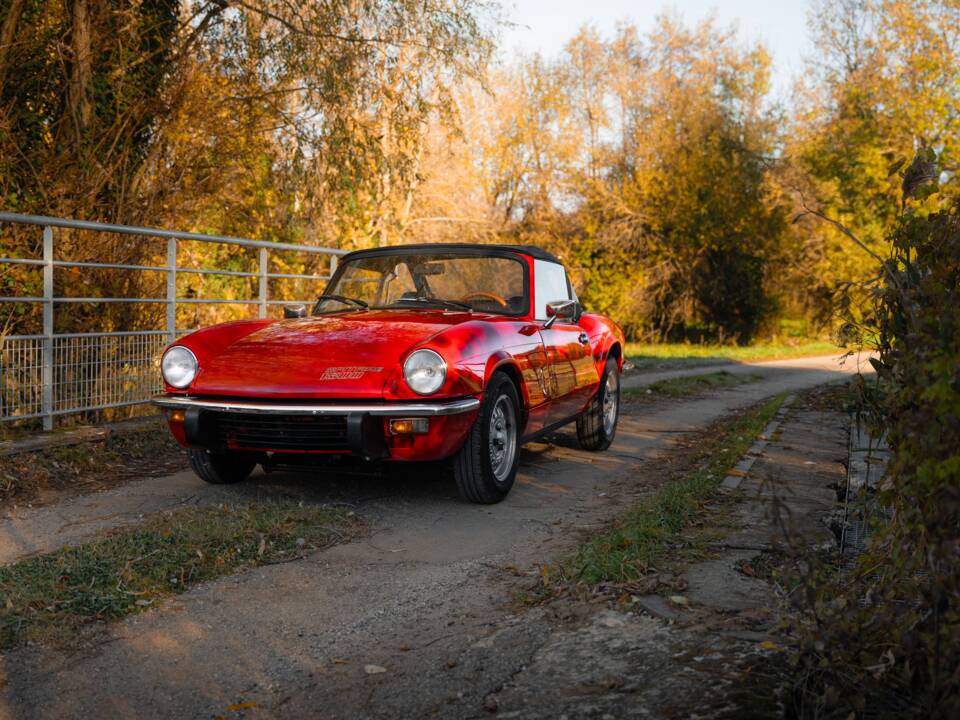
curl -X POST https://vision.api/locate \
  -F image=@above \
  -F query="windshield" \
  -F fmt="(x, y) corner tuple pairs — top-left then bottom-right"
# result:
(314, 252), (528, 316)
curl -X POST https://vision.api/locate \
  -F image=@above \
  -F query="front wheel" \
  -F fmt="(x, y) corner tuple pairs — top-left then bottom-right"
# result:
(577, 358), (620, 451)
(188, 449), (258, 485)
(452, 372), (521, 504)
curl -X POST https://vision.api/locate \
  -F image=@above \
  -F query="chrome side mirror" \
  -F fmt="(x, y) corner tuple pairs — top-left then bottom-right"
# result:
(284, 303), (308, 319)
(543, 299), (576, 329)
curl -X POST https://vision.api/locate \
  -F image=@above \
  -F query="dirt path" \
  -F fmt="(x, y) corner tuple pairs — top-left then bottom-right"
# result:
(0, 354), (866, 720)
(620, 352), (867, 389)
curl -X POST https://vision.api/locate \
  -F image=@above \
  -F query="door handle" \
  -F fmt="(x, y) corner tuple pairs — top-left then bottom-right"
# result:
(578, 332), (590, 345)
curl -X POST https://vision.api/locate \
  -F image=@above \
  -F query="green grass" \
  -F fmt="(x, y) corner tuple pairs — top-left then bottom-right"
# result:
(0, 502), (358, 649)
(625, 340), (842, 371)
(564, 393), (788, 585)
(625, 371), (762, 399)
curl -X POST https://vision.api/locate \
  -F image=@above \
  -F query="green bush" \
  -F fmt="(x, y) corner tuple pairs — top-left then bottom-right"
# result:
(865, 197), (960, 714)
(793, 157), (959, 718)
(694, 249), (776, 343)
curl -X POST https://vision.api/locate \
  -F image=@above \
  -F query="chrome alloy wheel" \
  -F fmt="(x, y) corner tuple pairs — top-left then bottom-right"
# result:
(602, 370), (619, 435)
(489, 394), (518, 482)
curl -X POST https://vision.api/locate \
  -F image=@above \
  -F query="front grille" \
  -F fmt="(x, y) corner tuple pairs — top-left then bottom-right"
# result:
(209, 412), (349, 452)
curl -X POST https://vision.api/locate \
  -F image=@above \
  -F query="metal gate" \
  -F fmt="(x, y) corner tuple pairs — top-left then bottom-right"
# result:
(0, 212), (345, 430)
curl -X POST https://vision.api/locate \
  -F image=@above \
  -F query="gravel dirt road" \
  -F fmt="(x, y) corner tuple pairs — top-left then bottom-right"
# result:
(0, 353), (868, 720)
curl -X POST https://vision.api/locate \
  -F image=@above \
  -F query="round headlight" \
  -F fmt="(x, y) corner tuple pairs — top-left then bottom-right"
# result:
(403, 349), (446, 395)
(162, 346), (199, 389)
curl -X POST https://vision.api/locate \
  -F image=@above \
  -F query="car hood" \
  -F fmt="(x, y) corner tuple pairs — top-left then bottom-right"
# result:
(188, 310), (472, 398)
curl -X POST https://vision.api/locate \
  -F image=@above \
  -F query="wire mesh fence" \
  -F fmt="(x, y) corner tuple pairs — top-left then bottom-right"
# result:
(1, 332), (186, 421)
(0, 335), (43, 420)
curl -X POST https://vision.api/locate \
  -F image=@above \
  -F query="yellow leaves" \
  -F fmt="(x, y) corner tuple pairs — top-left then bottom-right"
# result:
(226, 702), (258, 712)
(910, 190), (947, 220)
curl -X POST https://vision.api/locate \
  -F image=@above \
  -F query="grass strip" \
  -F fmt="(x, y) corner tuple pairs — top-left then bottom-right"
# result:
(0, 502), (358, 649)
(565, 392), (788, 585)
(624, 341), (841, 370)
(625, 371), (761, 399)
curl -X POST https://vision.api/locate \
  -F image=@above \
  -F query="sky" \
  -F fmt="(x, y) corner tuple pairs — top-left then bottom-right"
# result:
(500, 0), (813, 100)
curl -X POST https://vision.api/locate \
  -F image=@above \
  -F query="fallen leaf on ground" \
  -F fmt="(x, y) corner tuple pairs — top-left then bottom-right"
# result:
(226, 701), (258, 711)
(364, 664), (388, 674)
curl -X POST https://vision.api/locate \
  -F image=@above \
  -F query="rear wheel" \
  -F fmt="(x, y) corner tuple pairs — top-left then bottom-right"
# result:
(188, 449), (258, 485)
(452, 372), (521, 504)
(577, 358), (620, 451)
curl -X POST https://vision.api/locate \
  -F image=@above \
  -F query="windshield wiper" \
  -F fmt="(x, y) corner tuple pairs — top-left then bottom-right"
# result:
(317, 294), (369, 309)
(394, 296), (473, 312)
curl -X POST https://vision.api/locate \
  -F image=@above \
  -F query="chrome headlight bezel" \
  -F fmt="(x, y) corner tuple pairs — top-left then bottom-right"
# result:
(161, 346), (199, 389)
(403, 349), (447, 395)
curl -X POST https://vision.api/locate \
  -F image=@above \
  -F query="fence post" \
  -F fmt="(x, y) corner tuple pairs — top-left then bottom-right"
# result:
(329, 253), (338, 280)
(41, 226), (53, 431)
(166, 238), (177, 344)
(259, 248), (268, 319)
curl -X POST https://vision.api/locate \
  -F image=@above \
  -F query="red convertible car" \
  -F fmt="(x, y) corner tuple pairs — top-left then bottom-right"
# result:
(154, 244), (625, 503)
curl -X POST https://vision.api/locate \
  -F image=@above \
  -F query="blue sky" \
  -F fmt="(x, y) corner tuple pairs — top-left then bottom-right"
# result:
(500, 1), (813, 100)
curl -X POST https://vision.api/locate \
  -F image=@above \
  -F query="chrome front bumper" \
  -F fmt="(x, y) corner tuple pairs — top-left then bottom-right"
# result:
(151, 394), (481, 416)
(153, 394), (481, 460)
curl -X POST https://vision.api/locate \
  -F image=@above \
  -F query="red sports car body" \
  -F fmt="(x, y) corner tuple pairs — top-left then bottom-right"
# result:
(154, 244), (625, 503)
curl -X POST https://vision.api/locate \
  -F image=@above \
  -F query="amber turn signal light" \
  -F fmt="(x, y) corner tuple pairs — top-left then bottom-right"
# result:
(389, 418), (429, 434)
(169, 409), (186, 423)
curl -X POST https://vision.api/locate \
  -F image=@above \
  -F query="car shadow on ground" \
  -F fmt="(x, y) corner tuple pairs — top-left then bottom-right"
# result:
(217, 461), (454, 505)
(200, 435), (580, 508)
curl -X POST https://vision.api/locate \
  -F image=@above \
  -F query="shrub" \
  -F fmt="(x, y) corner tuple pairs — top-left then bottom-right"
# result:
(792, 155), (960, 718)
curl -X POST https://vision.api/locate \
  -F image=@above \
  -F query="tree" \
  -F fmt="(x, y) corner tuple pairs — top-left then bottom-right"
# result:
(0, 0), (499, 332)
(788, 0), (960, 323)
(466, 16), (788, 342)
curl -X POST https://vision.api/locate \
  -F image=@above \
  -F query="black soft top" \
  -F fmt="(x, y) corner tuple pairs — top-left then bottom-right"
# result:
(339, 243), (563, 265)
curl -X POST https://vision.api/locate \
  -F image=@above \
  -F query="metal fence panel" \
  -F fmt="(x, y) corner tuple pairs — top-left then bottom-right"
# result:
(51, 332), (170, 415)
(0, 212), (345, 429)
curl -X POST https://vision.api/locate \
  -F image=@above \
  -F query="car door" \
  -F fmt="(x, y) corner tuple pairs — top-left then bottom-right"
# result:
(533, 260), (600, 425)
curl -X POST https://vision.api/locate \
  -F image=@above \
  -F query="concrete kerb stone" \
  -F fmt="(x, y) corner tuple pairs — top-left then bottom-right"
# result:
(720, 394), (796, 490)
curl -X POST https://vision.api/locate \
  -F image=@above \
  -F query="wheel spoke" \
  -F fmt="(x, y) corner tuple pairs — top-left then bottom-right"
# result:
(489, 394), (517, 482)
(602, 371), (619, 435)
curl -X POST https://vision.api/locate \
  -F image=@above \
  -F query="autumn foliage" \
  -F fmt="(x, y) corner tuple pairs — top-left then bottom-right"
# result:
(0, 0), (958, 345)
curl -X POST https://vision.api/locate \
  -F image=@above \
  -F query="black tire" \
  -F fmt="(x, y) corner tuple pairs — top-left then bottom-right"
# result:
(453, 372), (522, 504)
(188, 449), (258, 485)
(577, 358), (620, 451)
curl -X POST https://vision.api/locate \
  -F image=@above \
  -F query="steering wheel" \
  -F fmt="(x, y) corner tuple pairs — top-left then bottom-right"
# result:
(461, 291), (508, 308)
